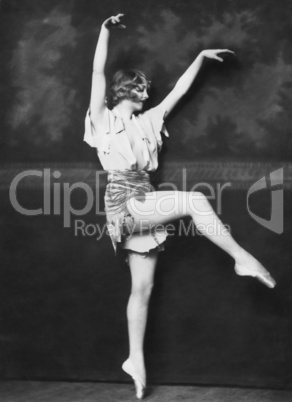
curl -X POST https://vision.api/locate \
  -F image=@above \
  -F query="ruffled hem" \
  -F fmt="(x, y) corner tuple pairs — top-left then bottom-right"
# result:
(107, 214), (168, 255)
(123, 227), (168, 253)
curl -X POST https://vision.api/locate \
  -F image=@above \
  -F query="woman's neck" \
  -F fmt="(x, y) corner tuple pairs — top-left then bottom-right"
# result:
(113, 101), (135, 122)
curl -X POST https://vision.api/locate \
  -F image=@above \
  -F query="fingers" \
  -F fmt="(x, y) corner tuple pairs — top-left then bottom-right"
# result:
(214, 49), (235, 62)
(111, 16), (120, 24)
(104, 13), (126, 29)
(112, 13), (125, 24)
(202, 49), (236, 62)
(217, 49), (236, 55)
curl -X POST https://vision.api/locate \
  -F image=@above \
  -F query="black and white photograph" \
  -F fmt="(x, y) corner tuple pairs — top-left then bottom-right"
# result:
(0, 0), (291, 401)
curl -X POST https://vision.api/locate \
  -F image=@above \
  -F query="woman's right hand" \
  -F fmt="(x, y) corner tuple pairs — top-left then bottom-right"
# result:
(103, 14), (126, 29)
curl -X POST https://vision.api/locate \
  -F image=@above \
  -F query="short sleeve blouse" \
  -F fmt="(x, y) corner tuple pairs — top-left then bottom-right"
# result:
(84, 105), (169, 171)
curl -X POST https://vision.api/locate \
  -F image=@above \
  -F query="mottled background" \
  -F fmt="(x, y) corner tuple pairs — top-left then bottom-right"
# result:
(1, 0), (292, 164)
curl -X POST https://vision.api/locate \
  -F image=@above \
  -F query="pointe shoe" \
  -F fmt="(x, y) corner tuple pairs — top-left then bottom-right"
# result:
(234, 262), (276, 289)
(122, 358), (146, 400)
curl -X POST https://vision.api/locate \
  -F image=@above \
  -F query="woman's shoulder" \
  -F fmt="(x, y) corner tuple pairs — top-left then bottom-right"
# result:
(87, 105), (112, 126)
(137, 104), (169, 142)
(138, 104), (167, 127)
(138, 104), (165, 122)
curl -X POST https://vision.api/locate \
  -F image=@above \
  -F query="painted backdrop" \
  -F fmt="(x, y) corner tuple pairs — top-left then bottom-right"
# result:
(0, 0), (292, 163)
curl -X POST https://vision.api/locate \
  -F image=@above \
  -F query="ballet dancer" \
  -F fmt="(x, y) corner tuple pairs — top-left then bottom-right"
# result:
(84, 13), (276, 399)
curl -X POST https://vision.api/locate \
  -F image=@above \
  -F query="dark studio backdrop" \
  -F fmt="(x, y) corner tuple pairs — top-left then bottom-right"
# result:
(1, 0), (292, 163)
(0, 0), (292, 389)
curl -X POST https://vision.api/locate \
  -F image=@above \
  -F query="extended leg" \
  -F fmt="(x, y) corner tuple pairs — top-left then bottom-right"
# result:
(127, 191), (276, 288)
(128, 191), (244, 259)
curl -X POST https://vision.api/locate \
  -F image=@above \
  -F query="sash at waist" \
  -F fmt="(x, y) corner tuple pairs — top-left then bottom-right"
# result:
(107, 169), (150, 185)
(105, 170), (153, 215)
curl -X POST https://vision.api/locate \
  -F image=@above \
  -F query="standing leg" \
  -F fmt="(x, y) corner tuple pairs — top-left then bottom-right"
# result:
(122, 248), (158, 399)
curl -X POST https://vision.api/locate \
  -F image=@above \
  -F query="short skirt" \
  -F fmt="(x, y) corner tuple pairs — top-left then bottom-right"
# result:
(104, 170), (168, 254)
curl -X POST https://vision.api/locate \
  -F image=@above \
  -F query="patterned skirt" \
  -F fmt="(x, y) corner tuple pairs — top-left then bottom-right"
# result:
(104, 170), (168, 254)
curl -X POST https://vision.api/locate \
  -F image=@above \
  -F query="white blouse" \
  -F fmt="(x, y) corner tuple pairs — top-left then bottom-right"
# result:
(84, 105), (169, 171)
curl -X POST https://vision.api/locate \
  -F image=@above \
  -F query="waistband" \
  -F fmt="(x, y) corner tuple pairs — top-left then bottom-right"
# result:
(107, 170), (150, 184)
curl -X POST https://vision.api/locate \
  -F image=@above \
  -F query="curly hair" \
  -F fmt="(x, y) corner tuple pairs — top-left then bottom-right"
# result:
(107, 69), (150, 108)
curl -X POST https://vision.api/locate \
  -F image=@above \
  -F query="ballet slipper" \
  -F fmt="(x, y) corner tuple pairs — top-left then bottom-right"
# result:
(234, 261), (276, 289)
(122, 358), (146, 400)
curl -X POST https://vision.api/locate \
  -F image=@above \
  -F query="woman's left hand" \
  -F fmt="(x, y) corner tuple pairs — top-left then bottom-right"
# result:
(200, 49), (235, 62)
(103, 14), (126, 30)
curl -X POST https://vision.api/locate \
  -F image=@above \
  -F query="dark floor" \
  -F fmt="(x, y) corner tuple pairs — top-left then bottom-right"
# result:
(0, 381), (291, 402)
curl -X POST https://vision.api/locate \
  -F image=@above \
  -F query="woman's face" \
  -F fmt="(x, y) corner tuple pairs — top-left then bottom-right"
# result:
(129, 82), (149, 110)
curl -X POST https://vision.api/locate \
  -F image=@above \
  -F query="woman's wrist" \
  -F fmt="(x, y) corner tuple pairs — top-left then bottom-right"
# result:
(198, 50), (206, 59)
(101, 22), (110, 33)
(102, 21), (109, 30)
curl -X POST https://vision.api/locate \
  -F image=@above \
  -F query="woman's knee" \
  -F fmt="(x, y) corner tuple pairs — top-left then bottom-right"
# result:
(190, 191), (206, 200)
(188, 191), (212, 214)
(131, 280), (154, 300)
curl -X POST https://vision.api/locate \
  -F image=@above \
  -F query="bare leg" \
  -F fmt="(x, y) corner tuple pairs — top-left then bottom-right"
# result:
(123, 249), (158, 396)
(127, 190), (276, 288)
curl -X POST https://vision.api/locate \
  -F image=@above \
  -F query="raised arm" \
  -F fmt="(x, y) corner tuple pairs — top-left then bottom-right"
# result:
(159, 49), (235, 118)
(90, 14), (126, 124)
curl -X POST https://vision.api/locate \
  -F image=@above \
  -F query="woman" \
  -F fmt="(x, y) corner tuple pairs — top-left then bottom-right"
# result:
(84, 14), (276, 400)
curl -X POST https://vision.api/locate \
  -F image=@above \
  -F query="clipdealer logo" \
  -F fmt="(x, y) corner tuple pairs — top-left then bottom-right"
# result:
(8, 169), (106, 228)
(247, 168), (284, 234)
(8, 167), (284, 235)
